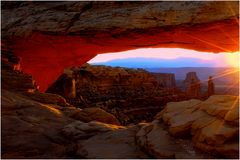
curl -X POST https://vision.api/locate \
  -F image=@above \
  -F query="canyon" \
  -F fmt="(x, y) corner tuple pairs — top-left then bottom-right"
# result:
(2, 54), (239, 158)
(46, 64), (183, 125)
(1, 1), (239, 159)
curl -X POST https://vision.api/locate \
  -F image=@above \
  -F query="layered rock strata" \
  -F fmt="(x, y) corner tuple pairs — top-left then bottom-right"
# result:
(1, 1), (238, 91)
(1, 56), (238, 158)
(47, 64), (183, 124)
(151, 73), (176, 88)
(154, 95), (239, 158)
(183, 72), (201, 98)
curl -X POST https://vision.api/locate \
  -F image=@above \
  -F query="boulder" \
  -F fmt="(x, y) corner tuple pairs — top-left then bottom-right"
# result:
(193, 119), (238, 145)
(154, 99), (202, 124)
(136, 120), (212, 158)
(1, 89), (73, 158)
(157, 95), (239, 158)
(199, 95), (239, 120)
(75, 125), (148, 159)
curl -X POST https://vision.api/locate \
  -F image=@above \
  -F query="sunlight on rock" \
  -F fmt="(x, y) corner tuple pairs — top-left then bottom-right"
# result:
(45, 105), (62, 117)
(1, 1), (239, 159)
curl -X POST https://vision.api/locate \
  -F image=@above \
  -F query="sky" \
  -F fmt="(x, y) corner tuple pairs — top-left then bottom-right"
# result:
(88, 48), (240, 68)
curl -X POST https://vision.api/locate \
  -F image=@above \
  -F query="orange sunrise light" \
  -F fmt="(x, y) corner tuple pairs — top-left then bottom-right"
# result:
(225, 51), (240, 68)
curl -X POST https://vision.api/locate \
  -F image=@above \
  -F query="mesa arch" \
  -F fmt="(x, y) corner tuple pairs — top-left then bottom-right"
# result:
(1, 1), (239, 91)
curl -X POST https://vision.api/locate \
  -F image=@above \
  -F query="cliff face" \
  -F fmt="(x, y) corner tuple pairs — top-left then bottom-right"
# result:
(47, 64), (182, 102)
(1, 40), (36, 93)
(76, 64), (160, 101)
(151, 73), (176, 88)
(1, 1), (239, 91)
(183, 72), (201, 98)
(183, 72), (200, 85)
(47, 64), (184, 124)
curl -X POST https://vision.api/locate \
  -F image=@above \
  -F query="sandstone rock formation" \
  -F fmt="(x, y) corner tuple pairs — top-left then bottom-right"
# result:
(155, 95), (239, 158)
(151, 73), (176, 88)
(70, 107), (121, 125)
(1, 1), (238, 91)
(1, 56), (124, 158)
(208, 76), (215, 97)
(1, 1), (239, 159)
(48, 63), (158, 101)
(1, 87), (123, 158)
(183, 72), (201, 98)
(62, 121), (125, 140)
(47, 63), (183, 125)
(63, 123), (148, 159)
(1, 54), (239, 158)
(1, 89), (72, 158)
(1, 41), (36, 92)
(136, 120), (212, 159)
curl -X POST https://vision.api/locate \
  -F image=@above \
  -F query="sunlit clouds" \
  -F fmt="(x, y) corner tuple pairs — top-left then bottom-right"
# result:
(88, 48), (239, 67)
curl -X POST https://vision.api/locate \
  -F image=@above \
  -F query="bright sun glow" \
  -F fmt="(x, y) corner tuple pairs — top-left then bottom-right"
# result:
(88, 48), (240, 68)
(224, 51), (240, 68)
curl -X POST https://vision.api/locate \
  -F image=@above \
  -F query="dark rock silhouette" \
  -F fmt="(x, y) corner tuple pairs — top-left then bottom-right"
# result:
(47, 73), (76, 99)
(63, 76), (76, 99)
(208, 76), (215, 97)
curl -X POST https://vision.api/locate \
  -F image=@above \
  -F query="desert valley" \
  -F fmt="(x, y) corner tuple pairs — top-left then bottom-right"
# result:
(1, 1), (239, 159)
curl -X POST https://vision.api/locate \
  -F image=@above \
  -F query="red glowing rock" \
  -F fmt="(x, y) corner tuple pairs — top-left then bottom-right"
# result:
(2, 1), (239, 91)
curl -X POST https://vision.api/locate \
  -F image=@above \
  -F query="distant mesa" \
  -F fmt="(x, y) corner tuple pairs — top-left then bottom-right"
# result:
(183, 72), (201, 98)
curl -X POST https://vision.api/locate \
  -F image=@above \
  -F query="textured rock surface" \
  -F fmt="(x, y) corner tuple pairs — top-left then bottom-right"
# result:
(156, 95), (239, 158)
(151, 73), (176, 88)
(70, 107), (121, 125)
(1, 89), (72, 158)
(47, 63), (159, 101)
(1, 1), (239, 158)
(136, 120), (212, 158)
(1, 58), (123, 158)
(1, 87), (126, 158)
(184, 72), (200, 85)
(1, 69), (36, 92)
(183, 72), (201, 98)
(2, 1), (238, 40)
(62, 121), (125, 140)
(74, 125), (149, 159)
(23, 92), (69, 107)
(47, 63), (183, 125)
(1, 60), (239, 158)
(1, 1), (239, 91)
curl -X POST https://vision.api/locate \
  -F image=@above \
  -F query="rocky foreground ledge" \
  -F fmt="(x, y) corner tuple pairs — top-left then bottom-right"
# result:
(2, 79), (239, 158)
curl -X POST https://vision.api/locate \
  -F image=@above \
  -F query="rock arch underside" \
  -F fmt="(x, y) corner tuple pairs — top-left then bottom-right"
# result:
(1, 1), (239, 91)
(1, 1), (240, 159)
